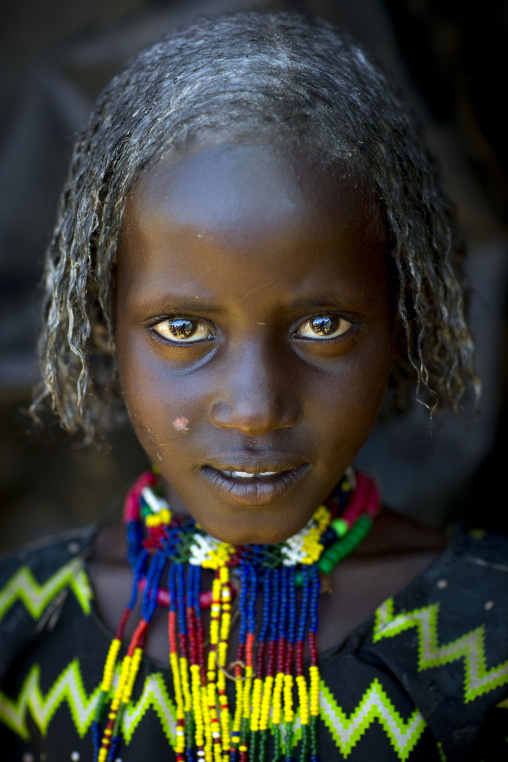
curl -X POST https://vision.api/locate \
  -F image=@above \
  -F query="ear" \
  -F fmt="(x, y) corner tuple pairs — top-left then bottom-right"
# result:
(90, 313), (115, 355)
(88, 282), (115, 356)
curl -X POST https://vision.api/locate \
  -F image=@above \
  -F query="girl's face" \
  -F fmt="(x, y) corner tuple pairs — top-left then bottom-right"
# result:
(115, 140), (393, 544)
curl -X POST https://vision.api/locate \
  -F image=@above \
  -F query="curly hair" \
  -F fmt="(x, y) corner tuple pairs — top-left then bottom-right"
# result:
(32, 10), (479, 440)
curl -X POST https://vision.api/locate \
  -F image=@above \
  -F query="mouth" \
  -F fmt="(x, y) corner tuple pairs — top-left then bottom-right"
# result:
(201, 462), (309, 506)
(218, 470), (279, 479)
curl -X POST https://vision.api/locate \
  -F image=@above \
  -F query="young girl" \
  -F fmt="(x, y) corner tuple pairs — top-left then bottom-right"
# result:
(1, 10), (507, 762)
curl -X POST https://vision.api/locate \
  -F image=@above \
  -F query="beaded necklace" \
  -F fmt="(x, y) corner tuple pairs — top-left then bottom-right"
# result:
(93, 468), (380, 762)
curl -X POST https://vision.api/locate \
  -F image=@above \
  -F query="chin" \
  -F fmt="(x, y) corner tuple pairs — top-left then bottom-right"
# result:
(199, 513), (303, 546)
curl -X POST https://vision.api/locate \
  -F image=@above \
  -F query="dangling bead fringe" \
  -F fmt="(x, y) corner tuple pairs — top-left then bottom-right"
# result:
(93, 468), (380, 762)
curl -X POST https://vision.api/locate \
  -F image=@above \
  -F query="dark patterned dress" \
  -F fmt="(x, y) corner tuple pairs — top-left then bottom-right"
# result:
(1, 526), (507, 761)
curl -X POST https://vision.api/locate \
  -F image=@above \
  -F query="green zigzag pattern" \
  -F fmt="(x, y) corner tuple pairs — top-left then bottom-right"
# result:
(0, 660), (100, 741)
(320, 678), (426, 759)
(373, 598), (508, 703)
(0, 661), (177, 745)
(0, 659), (429, 757)
(0, 559), (92, 621)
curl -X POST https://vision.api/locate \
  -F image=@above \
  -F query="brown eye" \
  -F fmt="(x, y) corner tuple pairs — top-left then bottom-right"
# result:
(296, 315), (352, 340)
(153, 317), (211, 343)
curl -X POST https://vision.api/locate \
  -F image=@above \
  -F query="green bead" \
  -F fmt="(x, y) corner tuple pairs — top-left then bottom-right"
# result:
(259, 729), (269, 762)
(284, 721), (293, 757)
(331, 517), (348, 537)
(318, 515), (374, 574)
(249, 727), (259, 759)
(93, 690), (108, 721)
(358, 515), (373, 531)
(273, 725), (282, 757)
(318, 556), (334, 575)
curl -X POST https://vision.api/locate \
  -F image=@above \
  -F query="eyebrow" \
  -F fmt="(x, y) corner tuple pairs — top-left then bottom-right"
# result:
(285, 295), (366, 313)
(133, 291), (367, 316)
(134, 295), (221, 315)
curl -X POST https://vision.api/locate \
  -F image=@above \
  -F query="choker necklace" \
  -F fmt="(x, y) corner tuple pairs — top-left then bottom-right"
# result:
(93, 468), (380, 762)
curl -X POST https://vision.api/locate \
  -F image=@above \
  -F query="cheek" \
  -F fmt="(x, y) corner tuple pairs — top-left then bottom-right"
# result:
(122, 384), (195, 467)
(116, 335), (197, 459)
(308, 336), (392, 448)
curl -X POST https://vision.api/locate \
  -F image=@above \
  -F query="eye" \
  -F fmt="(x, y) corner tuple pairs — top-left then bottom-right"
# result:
(152, 317), (212, 343)
(296, 315), (352, 340)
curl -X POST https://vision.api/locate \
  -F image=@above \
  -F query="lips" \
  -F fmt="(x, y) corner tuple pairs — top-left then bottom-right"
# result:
(201, 461), (309, 506)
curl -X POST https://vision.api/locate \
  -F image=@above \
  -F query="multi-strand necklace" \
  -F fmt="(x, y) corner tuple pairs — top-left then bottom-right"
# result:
(93, 468), (380, 762)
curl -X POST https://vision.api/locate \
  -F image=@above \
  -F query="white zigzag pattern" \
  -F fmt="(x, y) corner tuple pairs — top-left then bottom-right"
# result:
(0, 559), (92, 620)
(1, 658), (424, 758)
(375, 601), (508, 699)
(0, 663), (178, 744)
(123, 672), (176, 745)
(319, 679), (426, 759)
(0, 661), (100, 740)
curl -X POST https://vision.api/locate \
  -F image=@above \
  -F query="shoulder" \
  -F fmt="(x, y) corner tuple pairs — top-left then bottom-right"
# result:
(453, 526), (508, 570)
(0, 525), (97, 598)
(368, 525), (508, 663)
(0, 525), (97, 571)
(368, 528), (508, 756)
(410, 526), (508, 613)
(0, 527), (97, 680)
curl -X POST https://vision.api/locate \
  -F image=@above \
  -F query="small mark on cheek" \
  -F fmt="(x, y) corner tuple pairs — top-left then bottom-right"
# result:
(173, 416), (190, 431)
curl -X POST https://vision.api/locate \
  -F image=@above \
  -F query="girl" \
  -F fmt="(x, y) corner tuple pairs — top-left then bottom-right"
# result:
(1, 10), (507, 762)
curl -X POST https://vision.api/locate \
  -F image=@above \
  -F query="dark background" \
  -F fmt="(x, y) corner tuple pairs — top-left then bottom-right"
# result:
(1, 0), (507, 551)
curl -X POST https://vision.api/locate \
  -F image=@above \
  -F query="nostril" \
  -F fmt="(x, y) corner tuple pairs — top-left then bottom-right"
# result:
(209, 395), (300, 435)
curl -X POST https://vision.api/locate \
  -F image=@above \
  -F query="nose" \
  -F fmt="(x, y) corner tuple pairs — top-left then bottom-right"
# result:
(210, 342), (300, 436)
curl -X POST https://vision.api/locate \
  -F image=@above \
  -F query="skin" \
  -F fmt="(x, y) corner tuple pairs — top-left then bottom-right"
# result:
(91, 137), (446, 660)
(114, 140), (394, 545)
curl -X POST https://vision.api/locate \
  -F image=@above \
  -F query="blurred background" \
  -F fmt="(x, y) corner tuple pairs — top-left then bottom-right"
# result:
(1, 0), (507, 551)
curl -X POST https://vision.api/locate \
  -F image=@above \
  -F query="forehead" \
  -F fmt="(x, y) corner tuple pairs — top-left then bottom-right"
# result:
(123, 139), (383, 245)
(117, 140), (387, 306)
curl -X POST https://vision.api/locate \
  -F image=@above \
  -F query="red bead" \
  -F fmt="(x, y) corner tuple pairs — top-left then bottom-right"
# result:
(116, 608), (131, 639)
(295, 641), (305, 675)
(308, 632), (318, 665)
(266, 642), (276, 677)
(284, 642), (294, 674)
(256, 641), (266, 678)
(277, 637), (286, 673)
(127, 619), (148, 655)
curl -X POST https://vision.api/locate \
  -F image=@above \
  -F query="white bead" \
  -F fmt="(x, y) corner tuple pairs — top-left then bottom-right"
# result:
(141, 486), (169, 513)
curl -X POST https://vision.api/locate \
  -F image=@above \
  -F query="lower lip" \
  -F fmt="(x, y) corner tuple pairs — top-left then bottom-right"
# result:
(201, 464), (309, 506)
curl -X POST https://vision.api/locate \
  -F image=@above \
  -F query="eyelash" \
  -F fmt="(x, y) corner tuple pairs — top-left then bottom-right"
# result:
(149, 314), (354, 345)
(294, 315), (353, 341)
(150, 316), (214, 344)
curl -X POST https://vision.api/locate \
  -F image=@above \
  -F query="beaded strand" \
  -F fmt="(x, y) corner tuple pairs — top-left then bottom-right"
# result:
(93, 468), (380, 762)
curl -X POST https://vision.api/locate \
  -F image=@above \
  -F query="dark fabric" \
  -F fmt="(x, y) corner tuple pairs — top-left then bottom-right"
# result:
(1, 526), (508, 760)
